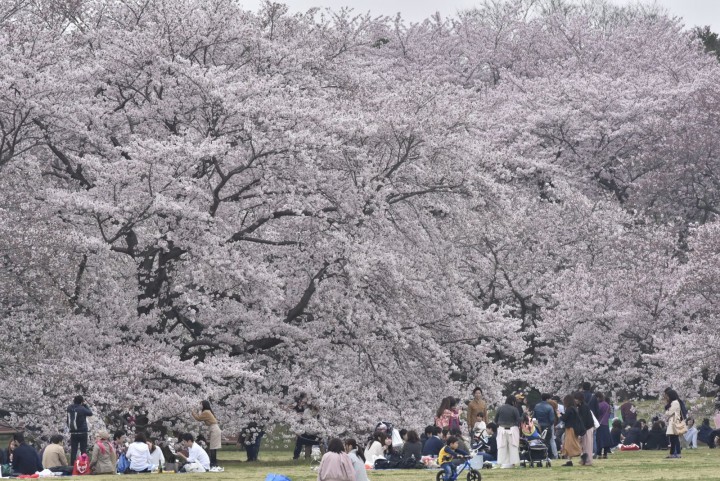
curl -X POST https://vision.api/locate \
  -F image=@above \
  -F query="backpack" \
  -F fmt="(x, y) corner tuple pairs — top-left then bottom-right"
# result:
(116, 453), (130, 474)
(73, 453), (90, 476)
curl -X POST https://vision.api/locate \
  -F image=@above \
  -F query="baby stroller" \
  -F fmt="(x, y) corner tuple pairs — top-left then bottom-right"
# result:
(470, 426), (488, 452)
(519, 429), (552, 468)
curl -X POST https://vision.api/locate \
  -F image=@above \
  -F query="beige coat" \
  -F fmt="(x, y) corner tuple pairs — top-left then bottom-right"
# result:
(42, 443), (68, 468)
(90, 441), (117, 474)
(192, 410), (222, 450)
(665, 400), (683, 435)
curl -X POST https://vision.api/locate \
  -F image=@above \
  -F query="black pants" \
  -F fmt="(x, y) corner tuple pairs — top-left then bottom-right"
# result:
(293, 434), (319, 459)
(70, 432), (88, 465)
(708, 429), (720, 448)
(209, 449), (217, 467)
(247, 433), (264, 461)
(668, 435), (681, 455)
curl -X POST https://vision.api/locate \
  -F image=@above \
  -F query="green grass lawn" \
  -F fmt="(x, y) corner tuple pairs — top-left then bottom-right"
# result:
(85, 447), (720, 481)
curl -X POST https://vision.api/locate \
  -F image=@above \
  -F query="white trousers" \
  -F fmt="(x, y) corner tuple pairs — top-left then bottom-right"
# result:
(496, 426), (520, 468)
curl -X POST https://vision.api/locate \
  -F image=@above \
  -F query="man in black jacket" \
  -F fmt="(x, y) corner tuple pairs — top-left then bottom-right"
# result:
(67, 395), (93, 465)
(11, 433), (42, 475)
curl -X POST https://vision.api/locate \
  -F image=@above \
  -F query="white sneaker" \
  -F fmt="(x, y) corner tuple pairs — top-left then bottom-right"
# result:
(208, 467), (224, 473)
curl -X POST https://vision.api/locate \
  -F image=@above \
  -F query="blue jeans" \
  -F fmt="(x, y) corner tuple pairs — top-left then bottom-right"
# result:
(479, 452), (495, 462)
(441, 462), (456, 480)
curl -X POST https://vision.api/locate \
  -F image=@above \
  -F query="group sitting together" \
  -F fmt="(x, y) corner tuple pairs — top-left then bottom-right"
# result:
(1, 395), (222, 477)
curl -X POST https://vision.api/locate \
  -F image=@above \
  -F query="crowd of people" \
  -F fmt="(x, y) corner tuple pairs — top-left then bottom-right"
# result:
(1, 388), (719, 480)
(0, 396), (221, 476)
(311, 384), (720, 481)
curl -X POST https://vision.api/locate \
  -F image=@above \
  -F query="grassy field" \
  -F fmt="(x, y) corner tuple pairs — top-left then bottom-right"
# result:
(85, 447), (720, 481)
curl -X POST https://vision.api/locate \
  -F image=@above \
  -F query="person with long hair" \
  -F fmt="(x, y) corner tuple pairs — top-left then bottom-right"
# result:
(574, 391), (595, 466)
(191, 400), (222, 467)
(560, 395), (582, 467)
(344, 439), (368, 481)
(90, 430), (117, 474)
(664, 389), (683, 458)
(400, 430), (422, 462)
(363, 432), (386, 466)
(317, 438), (354, 481)
(436, 397), (461, 431)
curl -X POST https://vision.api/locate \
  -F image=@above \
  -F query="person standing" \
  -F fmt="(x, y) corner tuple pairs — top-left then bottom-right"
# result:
(533, 394), (556, 458)
(494, 395), (521, 468)
(620, 397), (638, 428)
(595, 393), (613, 458)
(238, 422), (265, 462)
(574, 392), (595, 466)
(292, 394), (323, 461)
(560, 395), (583, 467)
(435, 397), (461, 432)
(66, 395), (93, 465)
(664, 389), (683, 458)
(191, 401), (221, 467)
(467, 388), (488, 429)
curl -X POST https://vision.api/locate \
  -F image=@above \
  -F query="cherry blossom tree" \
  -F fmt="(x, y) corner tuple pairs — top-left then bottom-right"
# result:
(1, 0), (719, 438)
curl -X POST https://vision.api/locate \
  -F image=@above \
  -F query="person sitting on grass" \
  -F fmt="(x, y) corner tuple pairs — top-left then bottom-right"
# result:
(683, 418), (698, 449)
(317, 438), (354, 481)
(698, 418), (713, 446)
(126, 432), (153, 473)
(90, 430), (117, 475)
(42, 434), (70, 472)
(400, 430), (422, 462)
(438, 436), (466, 481)
(176, 433), (210, 473)
(344, 439), (368, 481)
(421, 426), (444, 456)
(12, 433), (42, 475)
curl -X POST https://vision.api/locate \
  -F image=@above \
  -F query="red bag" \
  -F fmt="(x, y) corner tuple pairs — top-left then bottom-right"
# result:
(73, 453), (90, 475)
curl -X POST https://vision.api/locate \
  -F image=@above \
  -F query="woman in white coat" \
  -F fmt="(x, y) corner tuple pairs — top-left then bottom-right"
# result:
(664, 389), (683, 459)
